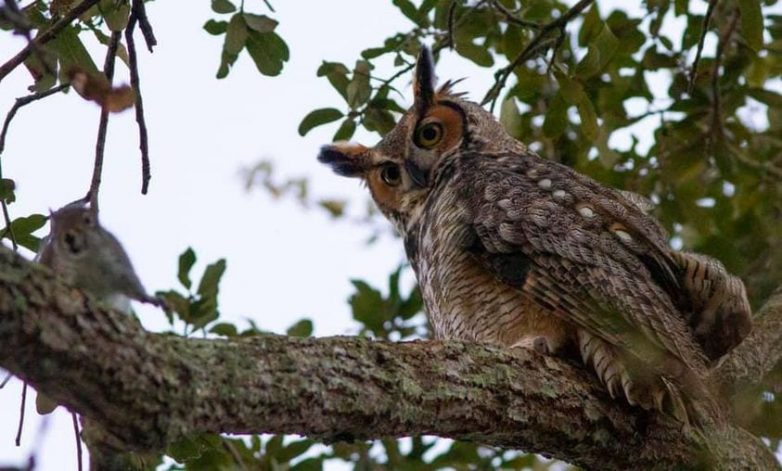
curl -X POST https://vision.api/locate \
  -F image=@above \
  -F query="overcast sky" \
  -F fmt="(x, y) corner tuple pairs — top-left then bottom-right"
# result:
(1, 0), (779, 469)
(0, 1), (501, 468)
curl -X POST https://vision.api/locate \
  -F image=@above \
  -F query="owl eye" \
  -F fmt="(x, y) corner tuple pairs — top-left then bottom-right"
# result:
(414, 120), (444, 149)
(379, 162), (402, 186)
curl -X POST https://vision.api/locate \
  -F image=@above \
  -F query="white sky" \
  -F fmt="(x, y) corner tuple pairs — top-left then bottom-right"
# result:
(1, 0), (780, 468)
(0, 1), (498, 467)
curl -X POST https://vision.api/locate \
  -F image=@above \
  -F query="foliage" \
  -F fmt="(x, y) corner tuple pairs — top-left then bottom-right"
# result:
(1, 0), (781, 469)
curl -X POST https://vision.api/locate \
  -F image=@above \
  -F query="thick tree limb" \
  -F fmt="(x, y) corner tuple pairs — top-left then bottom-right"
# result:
(0, 246), (778, 470)
(718, 286), (782, 390)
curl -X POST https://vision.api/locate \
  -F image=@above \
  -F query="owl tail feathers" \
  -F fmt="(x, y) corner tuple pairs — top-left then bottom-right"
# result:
(577, 330), (721, 428)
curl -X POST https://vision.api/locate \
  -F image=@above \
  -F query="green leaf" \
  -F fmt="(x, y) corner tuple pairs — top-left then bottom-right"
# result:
(210, 322), (238, 337)
(346, 60), (372, 108)
(454, 36), (493, 67)
(243, 13), (278, 33)
(575, 22), (619, 79)
(197, 259), (227, 299)
(36, 392), (58, 415)
(290, 457), (323, 471)
(363, 107), (396, 134)
(393, 0), (427, 27)
(748, 88), (782, 108)
(542, 93), (568, 138)
(224, 14), (248, 56)
(211, 0), (236, 14)
(156, 290), (190, 325)
(499, 96), (522, 138)
(5, 214), (46, 252)
(577, 98), (598, 141)
(349, 280), (384, 331)
(203, 19), (227, 35)
(737, 0), (764, 51)
(317, 62), (350, 100)
(100, 0), (130, 32)
(279, 439), (315, 462)
(333, 118), (357, 141)
(245, 30), (290, 76)
(298, 108), (344, 136)
(318, 199), (347, 218)
(177, 247), (196, 290)
(49, 25), (99, 79)
(286, 319), (313, 337)
(0, 178), (15, 203)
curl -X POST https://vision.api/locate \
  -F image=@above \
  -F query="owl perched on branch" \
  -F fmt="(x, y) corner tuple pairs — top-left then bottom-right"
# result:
(318, 48), (751, 425)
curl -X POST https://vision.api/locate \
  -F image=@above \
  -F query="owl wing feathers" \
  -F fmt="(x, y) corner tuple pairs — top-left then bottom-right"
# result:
(461, 152), (708, 373)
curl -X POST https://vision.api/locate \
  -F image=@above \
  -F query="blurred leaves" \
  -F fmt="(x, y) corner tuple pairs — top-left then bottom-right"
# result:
(157, 247), (226, 334)
(350, 265), (424, 339)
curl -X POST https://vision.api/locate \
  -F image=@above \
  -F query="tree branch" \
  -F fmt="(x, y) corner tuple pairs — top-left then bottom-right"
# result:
(0, 0), (101, 84)
(717, 285), (782, 391)
(0, 246), (777, 470)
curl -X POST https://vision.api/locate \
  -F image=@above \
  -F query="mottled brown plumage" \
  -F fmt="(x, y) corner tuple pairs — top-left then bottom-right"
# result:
(318, 48), (751, 425)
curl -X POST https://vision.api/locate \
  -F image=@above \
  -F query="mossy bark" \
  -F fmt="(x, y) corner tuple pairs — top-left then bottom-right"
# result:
(0, 247), (779, 470)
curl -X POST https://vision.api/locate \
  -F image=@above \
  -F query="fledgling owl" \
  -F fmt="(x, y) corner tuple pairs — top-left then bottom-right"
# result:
(318, 48), (751, 425)
(37, 201), (160, 313)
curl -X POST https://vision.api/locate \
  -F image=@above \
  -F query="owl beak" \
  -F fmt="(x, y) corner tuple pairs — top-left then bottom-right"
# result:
(405, 160), (428, 188)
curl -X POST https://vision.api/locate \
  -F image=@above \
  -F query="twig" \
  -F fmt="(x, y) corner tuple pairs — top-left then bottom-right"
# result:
(15, 381), (27, 446)
(0, 84), (70, 155)
(546, 26), (567, 75)
(126, 9), (152, 194)
(490, 0), (541, 29)
(445, 0), (459, 49)
(1, 200), (18, 250)
(88, 31), (121, 212)
(131, 0), (157, 52)
(222, 440), (248, 471)
(262, 0), (276, 13)
(0, 0), (101, 84)
(481, 0), (595, 110)
(72, 413), (83, 471)
(0, 372), (11, 388)
(688, 0), (718, 94)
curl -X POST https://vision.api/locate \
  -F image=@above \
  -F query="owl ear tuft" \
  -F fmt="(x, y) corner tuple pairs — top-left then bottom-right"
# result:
(413, 47), (436, 116)
(317, 143), (371, 178)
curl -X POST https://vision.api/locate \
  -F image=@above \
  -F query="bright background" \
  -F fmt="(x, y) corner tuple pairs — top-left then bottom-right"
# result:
(0, 1), (498, 467)
(1, 0), (779, 468)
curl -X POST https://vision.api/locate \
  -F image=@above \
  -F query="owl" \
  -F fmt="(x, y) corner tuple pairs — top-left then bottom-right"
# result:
(37, 201), (159, 313)
(318, 48), (752, 425)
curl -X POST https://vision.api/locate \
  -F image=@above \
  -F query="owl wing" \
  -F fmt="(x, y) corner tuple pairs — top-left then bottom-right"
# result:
(461, 152), (707, 372)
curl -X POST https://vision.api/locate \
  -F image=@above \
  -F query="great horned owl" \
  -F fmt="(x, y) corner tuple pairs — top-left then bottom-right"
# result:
(318, 48), (751, 424)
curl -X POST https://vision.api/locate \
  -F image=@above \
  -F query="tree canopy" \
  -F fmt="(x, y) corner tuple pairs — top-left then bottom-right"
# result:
(0, 0), (781, 469)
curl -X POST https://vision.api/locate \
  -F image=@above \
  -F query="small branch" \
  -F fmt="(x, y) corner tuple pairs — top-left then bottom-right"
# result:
(445, 0), (459, 50)
(689, 0), (719, 94)
(73, 413), (84, 471)
(0, 84), (70, 155)
(0, 371), (11, 388)
(490, 0), (541, 29)
(131, 0), (157, 52)
(88, 31), (121, 211)
(15, 381), (26, 446)
(1, 200), (18, 250)
(0, 0), (101, 84)
(481, 0), (595, 110)
(126, 9), (152, 194)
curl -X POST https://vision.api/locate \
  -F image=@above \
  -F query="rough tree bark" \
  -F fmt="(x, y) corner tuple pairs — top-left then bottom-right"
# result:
(0, 246), (780, 470)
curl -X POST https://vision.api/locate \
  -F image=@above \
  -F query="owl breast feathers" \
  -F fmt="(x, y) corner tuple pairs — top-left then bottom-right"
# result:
(318, 47), (751, 426)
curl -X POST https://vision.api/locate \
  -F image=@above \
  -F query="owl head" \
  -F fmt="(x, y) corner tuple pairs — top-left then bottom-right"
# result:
(318, 47), (523, 234)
